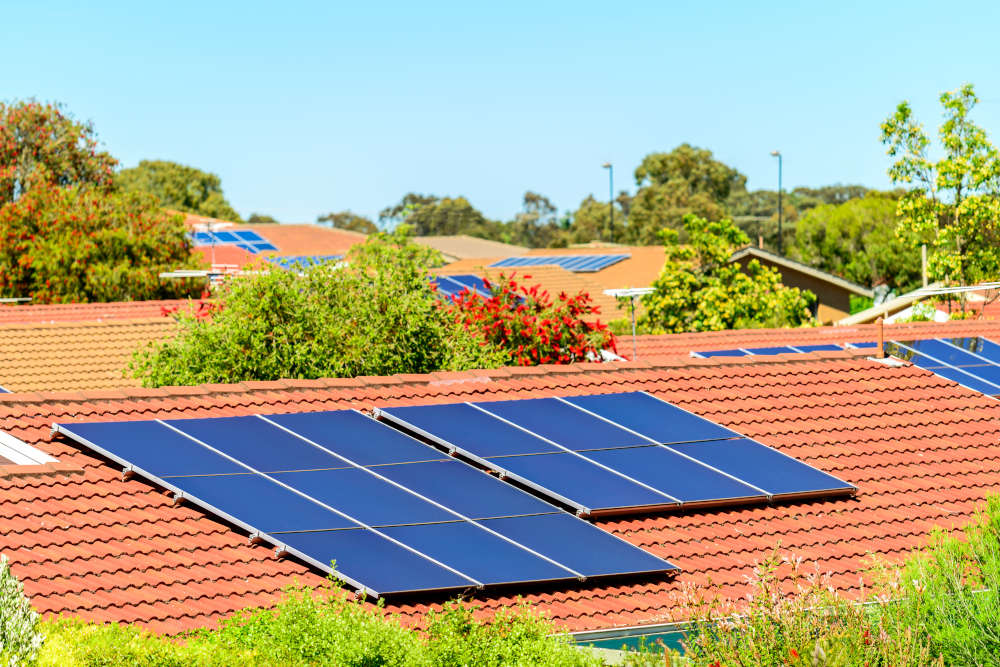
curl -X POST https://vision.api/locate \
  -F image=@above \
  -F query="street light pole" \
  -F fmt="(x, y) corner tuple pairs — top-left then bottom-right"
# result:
(770, 150), (783, 255)
(602, 162), (613, 242)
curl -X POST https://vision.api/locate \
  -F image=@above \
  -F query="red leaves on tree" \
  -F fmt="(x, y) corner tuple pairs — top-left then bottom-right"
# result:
(441, 272), (617, 366)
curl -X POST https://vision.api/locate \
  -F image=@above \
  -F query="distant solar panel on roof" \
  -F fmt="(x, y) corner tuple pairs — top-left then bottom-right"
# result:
(189, 229), (277, 253)
(376, 391), (855, 516)
(54, 409), (675, 597)
(431, 275), (492, 299)
(267, 255), (344, 270)
(488, 254), (629, 273)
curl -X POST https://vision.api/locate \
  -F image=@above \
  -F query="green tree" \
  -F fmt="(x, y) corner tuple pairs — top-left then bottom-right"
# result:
(792, 193), (921, 291)
(0, 100), (117, 206)
(504, 191), (567, 247)
(317, 210), (377, 234)
(117, 159), (242, 222)
(627, 144), (747, 244)
(566, 195), (625, 244)
(0, 182), (203, 303)
(638, 214), (815, 333)
(245, 213), (278, 224)
(377, 192), (438, 228)
(380, 193), (502, 238)
(130, 227), (503, 386)
(882, 84), (1000, 309)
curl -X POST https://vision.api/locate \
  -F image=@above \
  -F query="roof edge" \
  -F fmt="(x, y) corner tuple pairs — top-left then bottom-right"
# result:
(729, 247), (874, 298)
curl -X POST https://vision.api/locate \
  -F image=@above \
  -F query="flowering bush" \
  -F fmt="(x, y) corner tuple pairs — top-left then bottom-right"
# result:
(0, 183), (204, 303)
(443, 273), (617, 366)
(0, 555), (43, 667)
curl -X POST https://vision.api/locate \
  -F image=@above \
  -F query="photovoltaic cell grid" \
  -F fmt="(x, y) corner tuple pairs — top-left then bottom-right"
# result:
(267, 255), (344, 270)
(376, 391), (855, 516)
(693, 337), (1000, 399)
(53, 410), (675, 597)
(431, 275), (492, 300)
(488, 254), (629, 273)
(190, 230), (278, 254)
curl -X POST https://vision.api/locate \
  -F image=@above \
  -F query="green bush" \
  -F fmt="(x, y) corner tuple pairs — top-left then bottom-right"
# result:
(129, 227), (505, 386)
(0, 555), (43, 667)
(38, 579), (597, 666)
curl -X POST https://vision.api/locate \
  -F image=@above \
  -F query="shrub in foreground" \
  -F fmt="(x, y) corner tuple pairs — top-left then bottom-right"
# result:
(0, 555), (43, 667)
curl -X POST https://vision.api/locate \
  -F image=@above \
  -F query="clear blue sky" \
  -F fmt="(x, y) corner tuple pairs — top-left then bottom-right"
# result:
(5, 1), (999, 223)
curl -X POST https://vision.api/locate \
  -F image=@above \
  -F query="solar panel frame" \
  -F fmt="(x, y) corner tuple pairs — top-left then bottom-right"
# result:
(233, 230), (265, 242)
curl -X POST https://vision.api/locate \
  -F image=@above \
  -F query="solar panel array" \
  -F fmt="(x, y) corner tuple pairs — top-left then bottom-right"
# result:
(693, 337), (1000, 399)
(488, 254), (629, 273)
(267, 255), (344, 270)
(431, 274), (492, 299)
(54, 410), (675, 597)
(190, 230), (278, 254)
(377, 391), (855, 515)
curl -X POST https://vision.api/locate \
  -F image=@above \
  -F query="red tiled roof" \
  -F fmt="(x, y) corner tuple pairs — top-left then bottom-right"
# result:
(623, 319), (1000, 362)
(5, 328), (1000, 634)
(0, 301), (187, 326)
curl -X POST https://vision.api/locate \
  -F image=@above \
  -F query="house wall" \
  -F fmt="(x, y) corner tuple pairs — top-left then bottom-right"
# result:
(733, 257), (855, 324)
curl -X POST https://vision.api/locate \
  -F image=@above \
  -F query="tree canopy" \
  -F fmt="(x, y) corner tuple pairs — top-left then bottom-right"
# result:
(117, 159), (242, 222)
(791, 193), (921, 291)
(0, 183), (203, 303)
(638, 214), (815, 333)
(245, 213), (278, 224)
(0, 100), (117, 206)
(882, 84), (1000, 307)
(317, 210), (378, 234)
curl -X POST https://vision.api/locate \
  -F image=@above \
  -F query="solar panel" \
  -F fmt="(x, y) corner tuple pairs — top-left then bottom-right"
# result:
(431, 275), (491, 299)
(188, 229), (278, 253)
(696, 349), (750, 358)
(53, 409), (675, 596)
(233, 230), (265, 242)
(745, 346), (798, 355)
(488, 254), (629, 273)
(377, 391), (856, 515)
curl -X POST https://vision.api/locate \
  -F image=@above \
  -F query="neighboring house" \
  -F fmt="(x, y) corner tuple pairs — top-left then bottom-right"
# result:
(0, 301), (183, 392)
(3, 319), (1000, 641)
(414, 235), (527, 263)
(727, 246), (874, 324)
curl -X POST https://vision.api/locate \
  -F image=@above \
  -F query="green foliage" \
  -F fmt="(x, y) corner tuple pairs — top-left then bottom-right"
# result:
(502, 192), (566, 247)
(791, 193), (922, 291)
(882, 84), (1000, 309)
(423, 601), (600, 667)
(117, 160), (241, 222)
(38, 579), (597, 666)
(849, 294), (874, 314)
(317, 210), (377, 234)
(130, 227), (503, 386)
(245, 212), (278, 224)
(0, 183), (203, 303)
(565, 195), (625, 244)
(638, 215), (815, 333)
(625, 144), (746, 245)
(0, 100), (117, 206)
(1, 555), (43, 667)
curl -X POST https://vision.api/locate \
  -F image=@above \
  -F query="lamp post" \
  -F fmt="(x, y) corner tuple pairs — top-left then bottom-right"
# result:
(770, 150), (783, 255)
(602, 162), (613, 242)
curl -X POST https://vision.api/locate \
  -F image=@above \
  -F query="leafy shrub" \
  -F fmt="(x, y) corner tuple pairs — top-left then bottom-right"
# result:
(130, 228), (504, 386)
(443, 272), (617, 365)
(639, 215), (816, 333)
(0, 555), (43, 667)
(0, 183), (203, 303)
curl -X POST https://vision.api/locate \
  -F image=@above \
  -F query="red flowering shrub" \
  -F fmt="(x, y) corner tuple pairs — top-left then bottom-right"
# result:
(0, 183), (204, 302)
(442, 272), (617, 366)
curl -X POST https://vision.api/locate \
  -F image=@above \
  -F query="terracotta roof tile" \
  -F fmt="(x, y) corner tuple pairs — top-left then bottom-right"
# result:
(3, 323), (1000, 634)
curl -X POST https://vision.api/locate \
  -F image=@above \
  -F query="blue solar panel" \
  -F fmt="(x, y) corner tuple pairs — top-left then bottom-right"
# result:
(488, 254), (629, 273)
(901, 339), (986, 367)
(560, 392), (741, 444)
(373, 459), (556, 519)
(480, 514), (676, 578)
(57, 420), (246, 477)
(271, 469), (457, 526)
(794, 344), (844, 352)
(164, 415), (351, 472)
(276, 529), (476, 594)
(252, 242), (279, 252)
(668, 438), (853, 497)
(474, 398), (649, 450)
(378, 403), (561, 457)
(583, 446), (763, 503)
(233, 230), (265, 242)
(264, 410), (451, 466)
(379, 522), (576, 585)
(212, 231), (240, 243)
(447, 274), (491, 296)
(430, 275), (491, 299)
(191, 232), (215, 245)
(489, 451), (676, 513)
(745, 346), (798, 355)
(957, 337), (1000, 364)
(697, 349), (750, 358)
(0, 385), (9, 394)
